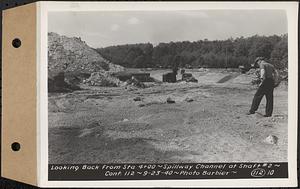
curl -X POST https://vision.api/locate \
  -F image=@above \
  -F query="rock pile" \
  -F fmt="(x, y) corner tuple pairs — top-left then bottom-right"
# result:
(48, 32), (125, 91)
(48, 32), (124, 75)
(124, 77), (146, 89)
(182, 73), (198, 83)
(246, 69), (259, 75)
(84, 72), (122, 87)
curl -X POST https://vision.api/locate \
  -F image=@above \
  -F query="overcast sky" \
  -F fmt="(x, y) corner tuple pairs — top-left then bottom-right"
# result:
(48, 10), (287, 48)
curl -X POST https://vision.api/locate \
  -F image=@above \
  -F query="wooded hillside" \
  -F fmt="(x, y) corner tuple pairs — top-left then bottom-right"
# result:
(96, 34), (288, 69)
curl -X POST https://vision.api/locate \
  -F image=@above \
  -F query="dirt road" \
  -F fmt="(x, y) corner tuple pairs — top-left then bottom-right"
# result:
(49, 70), (288, 164)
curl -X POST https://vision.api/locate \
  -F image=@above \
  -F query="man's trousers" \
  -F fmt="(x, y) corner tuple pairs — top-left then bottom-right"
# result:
(250, 78), (275, 116)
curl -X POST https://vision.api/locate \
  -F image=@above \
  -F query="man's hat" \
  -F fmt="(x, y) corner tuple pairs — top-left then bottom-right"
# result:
(254, 57), (264, 64)
(252, 57), (264, 68)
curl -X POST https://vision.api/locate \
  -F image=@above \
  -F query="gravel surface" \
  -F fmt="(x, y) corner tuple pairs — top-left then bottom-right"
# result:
(49, 70), (288, 164)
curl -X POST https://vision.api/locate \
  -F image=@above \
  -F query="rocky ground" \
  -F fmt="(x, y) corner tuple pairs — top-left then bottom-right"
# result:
(48, 69), (288, 164)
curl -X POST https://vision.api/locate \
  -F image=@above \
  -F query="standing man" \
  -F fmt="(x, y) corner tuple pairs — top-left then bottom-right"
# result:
(247, 57), (279, 117)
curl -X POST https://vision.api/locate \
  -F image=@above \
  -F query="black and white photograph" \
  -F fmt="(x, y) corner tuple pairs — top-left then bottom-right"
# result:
(43, 2), (297, 186)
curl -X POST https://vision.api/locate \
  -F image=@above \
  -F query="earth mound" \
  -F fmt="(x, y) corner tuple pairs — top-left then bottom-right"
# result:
(48, 32), (124, 74)
(48, 32), (124, 92)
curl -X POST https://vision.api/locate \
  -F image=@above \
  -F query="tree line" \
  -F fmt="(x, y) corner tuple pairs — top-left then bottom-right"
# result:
(96, 34), (288, 70)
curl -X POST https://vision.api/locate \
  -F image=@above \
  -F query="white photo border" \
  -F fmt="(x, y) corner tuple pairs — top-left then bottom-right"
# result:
(37, 1), (298, 187)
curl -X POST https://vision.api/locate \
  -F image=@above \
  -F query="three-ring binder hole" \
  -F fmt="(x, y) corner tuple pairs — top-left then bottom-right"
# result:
(11, 142), (21, 151)
(12, 38), (21, 48)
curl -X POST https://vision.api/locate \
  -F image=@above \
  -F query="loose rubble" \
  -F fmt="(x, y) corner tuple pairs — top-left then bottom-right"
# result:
(124, 77), (146, 89)
(84, 72), (122, 87)
(182, 73), (198, 83)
